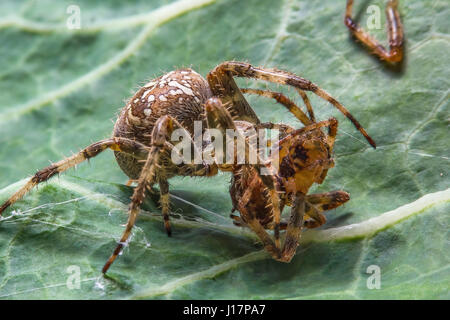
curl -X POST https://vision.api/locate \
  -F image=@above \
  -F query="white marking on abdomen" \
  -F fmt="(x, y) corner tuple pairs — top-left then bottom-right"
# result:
(168, 81), (194, 96)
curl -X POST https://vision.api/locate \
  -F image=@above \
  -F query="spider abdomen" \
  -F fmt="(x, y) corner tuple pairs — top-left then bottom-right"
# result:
(112, 68), (212, 179)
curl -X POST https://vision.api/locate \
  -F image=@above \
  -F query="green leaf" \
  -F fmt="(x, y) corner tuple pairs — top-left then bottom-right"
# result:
(0, 0), (448, 299)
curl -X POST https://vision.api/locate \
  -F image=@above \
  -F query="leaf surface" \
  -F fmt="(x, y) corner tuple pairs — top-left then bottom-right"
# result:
(0, 0), (448, 299)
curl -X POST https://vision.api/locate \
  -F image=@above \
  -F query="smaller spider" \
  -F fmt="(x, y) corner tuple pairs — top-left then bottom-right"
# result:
(345, 0), (404, 63)
(0, 61), (375, 272)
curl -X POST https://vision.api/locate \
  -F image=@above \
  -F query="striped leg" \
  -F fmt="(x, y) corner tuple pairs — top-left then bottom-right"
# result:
(158, 178), (172, 236)
(241, 88), (313, 126)
(280, 192), (306, 262)
(345, 0), (404, 63)
(296, 88), (316, 122)
(317, 117), (338, 184)
(276, 118), (339, 147)
(102, 115), (177, 273)
(207, 61), (376, 148)
(254, 122), (294, 134)
(303, 190), (350, 228)
(279, 189), (349, 262)
(0, 137), (149, 216)
(237, 177), (281, 259)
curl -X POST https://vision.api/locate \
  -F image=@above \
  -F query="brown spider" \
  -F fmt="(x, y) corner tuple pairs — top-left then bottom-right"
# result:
(0, 61), (375, 273)
(345, 0), (404, 63)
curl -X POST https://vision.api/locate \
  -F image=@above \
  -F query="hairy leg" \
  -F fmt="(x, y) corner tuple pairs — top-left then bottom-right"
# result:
(280, 192), (306, 262)
(317, 117), (338, 184)
(102, 116), (177, 273)
(208, 61), (376, 148)
(0, 137), (149, 216)
(296, 88), (316, 122)
(158, 178), (172, 236)
(303, 190), (351, 228)
(238, 177), (281, 258)
(241, 88), (312, 126)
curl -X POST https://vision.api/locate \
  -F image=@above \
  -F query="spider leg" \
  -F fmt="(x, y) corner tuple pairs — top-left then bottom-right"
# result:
(272, 190), (346, 262)
(206, 67), (260, 124)
(345, 0), (404, 63)
(279, 192), (306, 262)
(276, 118), (339, 147)
(207, 61), (376, 148)
(317, 117), (338, 184)
(126, 179), (137, 186)
(241, 88), (312, 126)
(239, 178), (282, 258)
(306, 191), (350, 211)
(153, 127), (219, 236)
(102, 115), (177, 274)
(0, 137), (149, 216)
(205, 97), (284, 253)
(176, 160), (219, 177)
(158, 178), (172, 236)
(233, 188), (349, 234)
(296, 89), (316, 122)
(230, 213), (244, 226)
(255, 122), (294, 134)
(303, 190), (351, 228)
(254, 122), (296, 143)
(260, 190), (351, 231)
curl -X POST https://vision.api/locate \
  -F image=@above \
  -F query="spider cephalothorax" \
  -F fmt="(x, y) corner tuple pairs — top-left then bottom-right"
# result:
(0, 61), (375, 272)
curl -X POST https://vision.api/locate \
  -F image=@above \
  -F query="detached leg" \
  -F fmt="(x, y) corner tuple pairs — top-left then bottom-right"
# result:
(0, 137), (149, 216)
(345, 0), (404, 63)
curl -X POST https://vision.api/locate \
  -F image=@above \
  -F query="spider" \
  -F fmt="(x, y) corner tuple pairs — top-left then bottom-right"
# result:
(0, 61), (376, 273)
(345, 0), (404, 63)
